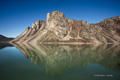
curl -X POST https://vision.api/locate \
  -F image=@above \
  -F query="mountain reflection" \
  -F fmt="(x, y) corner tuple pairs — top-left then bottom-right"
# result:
(13, 43), (120, 77)
(0, 43), (13, 49)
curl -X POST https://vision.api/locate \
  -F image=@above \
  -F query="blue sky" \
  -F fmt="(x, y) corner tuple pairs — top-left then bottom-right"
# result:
(0, 0), (120, 37)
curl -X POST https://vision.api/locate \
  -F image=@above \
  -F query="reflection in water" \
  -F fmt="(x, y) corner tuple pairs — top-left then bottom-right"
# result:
(13, 43), (120, 77)
(0, 43), (13, 49)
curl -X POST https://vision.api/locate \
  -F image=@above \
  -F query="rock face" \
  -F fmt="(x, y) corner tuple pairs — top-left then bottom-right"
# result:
(46, 11), (67, 39)
(10, 11), (120, 44)
(0, 35), (14, 43)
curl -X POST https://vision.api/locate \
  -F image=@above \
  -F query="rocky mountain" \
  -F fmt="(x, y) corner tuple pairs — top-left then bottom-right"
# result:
(0, 35), (14, 43)
(10, 11), (120, 44)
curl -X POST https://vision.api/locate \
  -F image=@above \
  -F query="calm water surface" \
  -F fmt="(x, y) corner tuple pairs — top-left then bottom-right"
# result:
(0, 43), (120, 80)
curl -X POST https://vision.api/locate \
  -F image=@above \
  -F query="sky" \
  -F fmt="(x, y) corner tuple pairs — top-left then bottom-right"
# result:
(0, 0), (120, 38)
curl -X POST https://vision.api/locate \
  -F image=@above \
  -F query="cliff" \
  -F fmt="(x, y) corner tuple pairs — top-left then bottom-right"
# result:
(11, 11), (120, 44)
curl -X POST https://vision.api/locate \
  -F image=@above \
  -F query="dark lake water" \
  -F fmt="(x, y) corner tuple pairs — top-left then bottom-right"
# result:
(0, 43), (120, 80)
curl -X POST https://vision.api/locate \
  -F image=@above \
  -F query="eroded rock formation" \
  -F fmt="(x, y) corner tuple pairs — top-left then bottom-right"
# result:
(10, 11), (120, 44)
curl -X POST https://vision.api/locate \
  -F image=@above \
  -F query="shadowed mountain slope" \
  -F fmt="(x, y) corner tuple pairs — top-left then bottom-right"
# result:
(0, 35), (14, 43)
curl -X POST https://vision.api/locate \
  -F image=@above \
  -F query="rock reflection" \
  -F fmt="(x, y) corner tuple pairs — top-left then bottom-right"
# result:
(13, 43), (120, 77)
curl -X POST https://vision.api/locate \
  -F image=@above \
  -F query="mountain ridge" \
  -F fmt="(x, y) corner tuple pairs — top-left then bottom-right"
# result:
(10, 11), (120, 44)
(0, 35), (14, 43)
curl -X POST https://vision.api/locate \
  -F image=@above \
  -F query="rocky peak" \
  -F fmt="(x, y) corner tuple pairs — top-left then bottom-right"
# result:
(10, 11), (120, 44)
(46, 11), (67, 38)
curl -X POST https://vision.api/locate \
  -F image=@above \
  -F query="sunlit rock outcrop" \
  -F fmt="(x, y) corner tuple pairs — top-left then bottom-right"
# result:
(10, 11), (120, 44)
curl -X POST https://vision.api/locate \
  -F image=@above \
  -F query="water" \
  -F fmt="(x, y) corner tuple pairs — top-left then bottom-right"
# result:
(0, 43), (120, 80)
